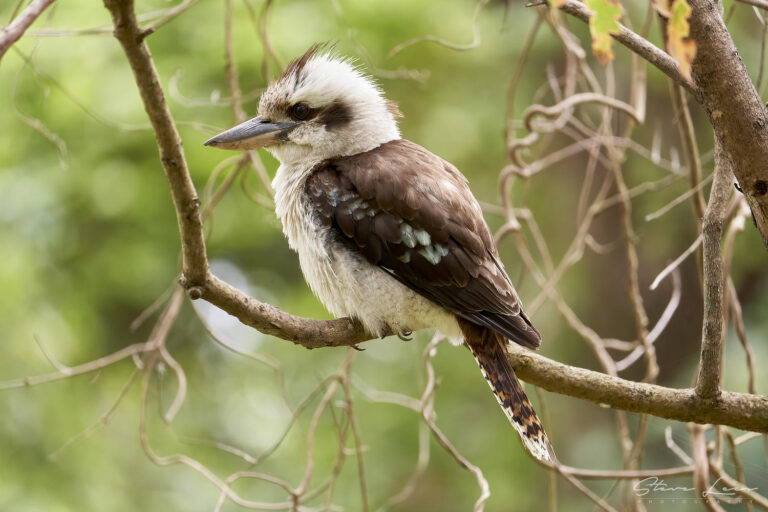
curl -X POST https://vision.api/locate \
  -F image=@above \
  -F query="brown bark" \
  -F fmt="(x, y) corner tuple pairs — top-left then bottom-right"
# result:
(688, 0), (768, 247)
(103, 0), (208, 284)
(562, 0), (768, 247)
(507, 343), (768, 432)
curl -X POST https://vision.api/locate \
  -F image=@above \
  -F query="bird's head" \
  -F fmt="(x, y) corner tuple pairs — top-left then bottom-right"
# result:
(204, 45), (401, 165)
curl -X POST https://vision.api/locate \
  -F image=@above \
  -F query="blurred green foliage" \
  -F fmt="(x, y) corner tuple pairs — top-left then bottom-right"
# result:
(1, 1), (767, 511)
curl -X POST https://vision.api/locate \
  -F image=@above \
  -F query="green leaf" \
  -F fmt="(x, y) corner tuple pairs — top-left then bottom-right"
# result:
(584, 0), (623, 66)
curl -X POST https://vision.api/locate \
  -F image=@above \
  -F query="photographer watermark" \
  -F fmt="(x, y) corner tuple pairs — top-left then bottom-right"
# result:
(634, 476), (758, 504)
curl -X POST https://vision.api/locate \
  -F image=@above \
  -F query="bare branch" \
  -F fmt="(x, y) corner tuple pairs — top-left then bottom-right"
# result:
(557, 464), (693, 480)
(738, 0), (768, 11)
(616, 269), (682, 372)
(696, 141), (732, 399)
(687, 0), (768, 247)
(558, 0), (699, 97)
(420, 335), (490, 512)
(670, 82), (707, 218)
(690, 424), (728, 512)
(103, 0), (208, 284)
(0, 342), (149, 390)
(0, 0), (56, 62)
(650, 234), (703, 290)
(200, 274), (377, 348)
(143, 0), (200, 34)
(507, 343), (768, 432)
(387, 0), (488, 58)
(341, 354), (369, 512)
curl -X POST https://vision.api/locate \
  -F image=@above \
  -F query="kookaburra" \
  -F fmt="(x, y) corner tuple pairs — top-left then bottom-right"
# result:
(205, 45), (553, 462)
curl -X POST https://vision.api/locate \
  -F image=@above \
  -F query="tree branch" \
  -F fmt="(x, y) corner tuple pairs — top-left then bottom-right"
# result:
(558, 1), (700, 98)
(507, 344), (768, 432)
(103, 0), (768, 437)
(103, 0), (208, 284)
(201, 274), (376, 348)
(557, 0), (768, 245)
(686, 0), (768, 248)
(696, 139), (731, 399)
(0, 0), (57, 63)
(102, 0), (382, 349)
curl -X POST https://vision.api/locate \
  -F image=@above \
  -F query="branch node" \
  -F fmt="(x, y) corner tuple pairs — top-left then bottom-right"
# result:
(187, 197), (201, 218)
(138, 27), (155, 42)
(187, 286), (204, 300)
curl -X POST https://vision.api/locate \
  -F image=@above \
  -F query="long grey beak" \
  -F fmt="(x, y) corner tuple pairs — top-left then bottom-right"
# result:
(204, 116), (299, 150)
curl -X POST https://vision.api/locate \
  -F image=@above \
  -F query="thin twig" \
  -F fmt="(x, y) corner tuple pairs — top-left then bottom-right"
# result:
(690, 424), (728, 512)
(0, 0), (57, 62)
(420, 334), (490, 511)
(341, 351), (368, 512)
(738, 0), (768, 10)
(387, 0), (489, 58)
(558, 0), (699, 97)
(0, 342), (150, 390)
(650, 235), (703, 291)
(645, 174), (714, 222)
(670, 82), (707, 218)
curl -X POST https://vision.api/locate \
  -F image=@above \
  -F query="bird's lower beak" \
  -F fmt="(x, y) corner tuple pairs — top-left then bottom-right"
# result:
(204, 117), (299, 150)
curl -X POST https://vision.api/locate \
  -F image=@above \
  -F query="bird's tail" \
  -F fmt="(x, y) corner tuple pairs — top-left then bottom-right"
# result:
(459, 320), (554, 462)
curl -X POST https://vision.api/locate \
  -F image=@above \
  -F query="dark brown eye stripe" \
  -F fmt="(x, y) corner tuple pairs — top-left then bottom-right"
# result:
(317, 100), (352, 130)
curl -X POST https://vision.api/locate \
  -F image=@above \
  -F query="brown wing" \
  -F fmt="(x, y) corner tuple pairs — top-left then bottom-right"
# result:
(306, 139), (540, 349)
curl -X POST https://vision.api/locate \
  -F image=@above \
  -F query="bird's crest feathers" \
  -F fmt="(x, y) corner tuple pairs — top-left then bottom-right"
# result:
(257, 45), (400, 164)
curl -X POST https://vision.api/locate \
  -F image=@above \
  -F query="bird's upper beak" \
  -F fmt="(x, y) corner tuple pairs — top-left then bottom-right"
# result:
(204, 116), (299, 150)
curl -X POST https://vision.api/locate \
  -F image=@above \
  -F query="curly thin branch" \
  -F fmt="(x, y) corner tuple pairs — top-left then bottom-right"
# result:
(387, 0), (488, 58)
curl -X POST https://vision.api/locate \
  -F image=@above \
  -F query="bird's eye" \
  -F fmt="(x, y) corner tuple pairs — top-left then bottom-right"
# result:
(289, 102), (311, 120)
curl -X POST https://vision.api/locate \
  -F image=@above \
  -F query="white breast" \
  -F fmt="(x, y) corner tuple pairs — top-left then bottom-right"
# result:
(272, 163), (462, 342)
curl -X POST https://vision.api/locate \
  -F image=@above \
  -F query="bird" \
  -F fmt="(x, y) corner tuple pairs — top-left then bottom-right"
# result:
(204, 44), (553, 462)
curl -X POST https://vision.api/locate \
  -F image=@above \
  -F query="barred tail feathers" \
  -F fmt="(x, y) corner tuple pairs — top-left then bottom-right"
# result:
(459, 319), (553, 462)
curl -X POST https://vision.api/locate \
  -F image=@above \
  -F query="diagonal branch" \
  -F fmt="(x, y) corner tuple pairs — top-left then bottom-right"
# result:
(0, 0), (57, 63)
(103, 0), (208, 284)
(558, 0), (699, 98)
(102, 0), (381, 351)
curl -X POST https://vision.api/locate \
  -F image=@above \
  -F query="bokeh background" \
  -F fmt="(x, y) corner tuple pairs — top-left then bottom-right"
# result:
(1, 0), (767, 511)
